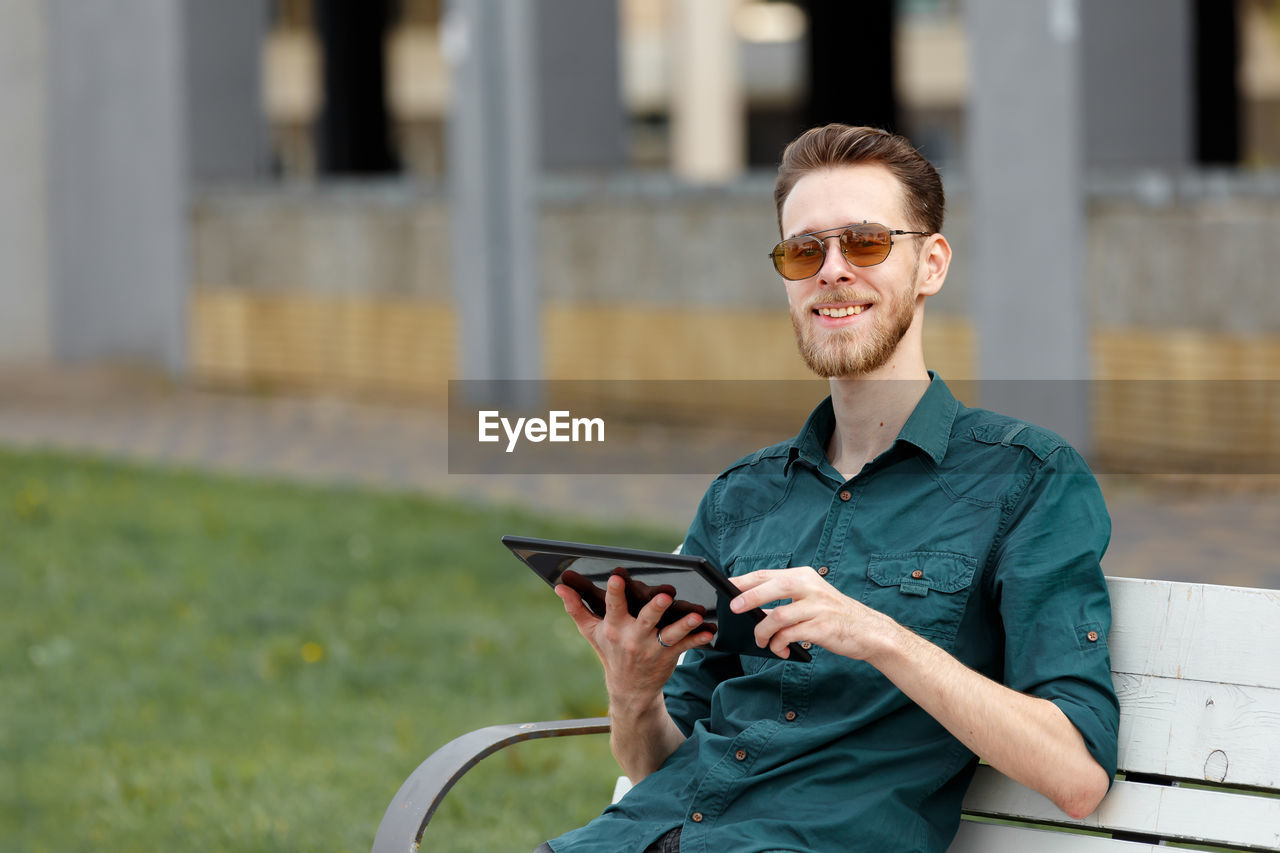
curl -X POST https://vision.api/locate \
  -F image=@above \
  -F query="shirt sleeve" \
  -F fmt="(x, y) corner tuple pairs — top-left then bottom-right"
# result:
(992, 445), (1120, 781)
(663, 478), (744, 737)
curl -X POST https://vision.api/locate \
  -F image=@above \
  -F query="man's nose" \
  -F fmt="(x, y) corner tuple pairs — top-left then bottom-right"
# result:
(816, 235), (856, 285)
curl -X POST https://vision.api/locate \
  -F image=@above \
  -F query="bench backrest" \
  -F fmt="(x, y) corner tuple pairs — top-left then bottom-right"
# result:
(952, 576), (1280, 851)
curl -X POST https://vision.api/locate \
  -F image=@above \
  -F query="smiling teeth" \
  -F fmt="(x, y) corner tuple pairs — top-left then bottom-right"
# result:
(819, 305), (865, 317)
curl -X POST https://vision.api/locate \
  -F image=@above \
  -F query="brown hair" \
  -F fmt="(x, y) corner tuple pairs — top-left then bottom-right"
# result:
(773, 124), (945, 237)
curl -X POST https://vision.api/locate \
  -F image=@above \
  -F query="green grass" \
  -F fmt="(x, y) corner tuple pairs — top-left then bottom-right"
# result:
(0, 448), (682, 852)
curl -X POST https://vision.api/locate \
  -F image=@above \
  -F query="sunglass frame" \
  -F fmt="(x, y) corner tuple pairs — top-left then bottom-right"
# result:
(769, 221), (930, 281)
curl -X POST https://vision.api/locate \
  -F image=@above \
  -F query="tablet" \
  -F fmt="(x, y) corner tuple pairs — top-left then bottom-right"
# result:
(502, 535), (811, 663)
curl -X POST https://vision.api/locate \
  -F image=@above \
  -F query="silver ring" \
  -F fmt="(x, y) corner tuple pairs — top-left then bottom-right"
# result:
(657, 632), (674, 648)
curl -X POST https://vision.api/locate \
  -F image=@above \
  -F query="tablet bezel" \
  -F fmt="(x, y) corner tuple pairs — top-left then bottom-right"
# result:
(501, 534), (811, 663)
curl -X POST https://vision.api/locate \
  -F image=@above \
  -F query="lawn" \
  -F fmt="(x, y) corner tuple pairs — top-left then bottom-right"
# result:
(0, 448), (683, 852)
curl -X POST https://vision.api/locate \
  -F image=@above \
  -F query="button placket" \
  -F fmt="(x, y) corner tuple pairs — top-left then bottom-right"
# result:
(781, 614), (817, 722)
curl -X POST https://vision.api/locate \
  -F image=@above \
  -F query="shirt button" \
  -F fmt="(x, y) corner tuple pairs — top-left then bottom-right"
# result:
(800, 641), (813, 650)
(839, 490), (852, 501)
(817, 566), (829, 576)
(784, 710), (798, 721)
(735, 749), (747, 761)
(1087, 630), (1100, 642)
(691, 812), (704, 823)
(911, 569), (924, 579)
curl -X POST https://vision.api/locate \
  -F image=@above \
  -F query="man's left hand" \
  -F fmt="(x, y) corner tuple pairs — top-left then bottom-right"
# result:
(729, 567), (900, 661)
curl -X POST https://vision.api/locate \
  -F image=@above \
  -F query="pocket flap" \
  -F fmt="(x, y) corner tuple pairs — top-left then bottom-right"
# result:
(725, 552), (793, 576)
(867, 552), (977, 595)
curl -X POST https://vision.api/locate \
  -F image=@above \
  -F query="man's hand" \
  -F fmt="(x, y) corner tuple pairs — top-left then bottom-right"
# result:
(729, 567), (896, 661)
(557, 573), (714, 698)
(556, 574), (714, 781)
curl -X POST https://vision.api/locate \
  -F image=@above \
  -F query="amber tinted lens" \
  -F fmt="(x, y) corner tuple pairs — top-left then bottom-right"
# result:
(772, 236), (825, 280)
(840, 223), (893, 266)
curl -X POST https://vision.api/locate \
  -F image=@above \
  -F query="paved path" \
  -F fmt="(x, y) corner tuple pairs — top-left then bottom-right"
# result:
(1, 367), (1276, 589)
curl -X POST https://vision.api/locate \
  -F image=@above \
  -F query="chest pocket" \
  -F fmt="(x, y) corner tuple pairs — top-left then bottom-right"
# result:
(862, 552), (977, 650)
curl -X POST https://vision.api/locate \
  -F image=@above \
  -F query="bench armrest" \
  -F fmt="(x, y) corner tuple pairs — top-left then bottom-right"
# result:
(371, 717), (611, 853)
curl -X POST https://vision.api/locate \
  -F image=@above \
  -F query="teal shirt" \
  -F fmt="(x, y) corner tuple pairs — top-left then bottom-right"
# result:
(551, 375), (1119, 853)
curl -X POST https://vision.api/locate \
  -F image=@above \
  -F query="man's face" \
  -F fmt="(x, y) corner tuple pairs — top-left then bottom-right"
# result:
(778, 164), (925, 379)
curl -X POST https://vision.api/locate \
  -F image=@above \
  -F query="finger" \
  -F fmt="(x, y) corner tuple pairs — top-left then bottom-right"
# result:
(602, 573), (633, 623)
(730, 576), (789, 613)
(656, 609), (707, 643)
(752, 601), (812, 651)
(555, 585), (602, 630)
(753, 615), (804, 659)
(728, 569), (774, 593)
(731, 567), (820, 613)
(634, 591), (674, 632)
(675, 628), (715, 654)
(769, 624), (813, 659)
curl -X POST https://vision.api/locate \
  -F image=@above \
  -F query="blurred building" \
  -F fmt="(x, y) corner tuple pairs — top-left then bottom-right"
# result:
(3, 0), (1280, 469)
(257, 0), (1280, 179)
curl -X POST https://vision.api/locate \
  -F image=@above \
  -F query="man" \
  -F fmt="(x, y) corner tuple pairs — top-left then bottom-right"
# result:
(542, 125), (1118, 852)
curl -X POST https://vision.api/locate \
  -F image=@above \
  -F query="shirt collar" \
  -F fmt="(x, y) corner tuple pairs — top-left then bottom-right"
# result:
(785, 372), (959, 474)
(895, 371), (959, 465)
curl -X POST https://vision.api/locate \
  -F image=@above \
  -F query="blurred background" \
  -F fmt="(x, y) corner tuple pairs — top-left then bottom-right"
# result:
(2, 0), (1279, 465)
(1, 2), (1278, 850)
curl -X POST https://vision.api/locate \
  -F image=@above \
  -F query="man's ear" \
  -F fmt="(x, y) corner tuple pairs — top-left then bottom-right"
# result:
(916, 233), (951, 298)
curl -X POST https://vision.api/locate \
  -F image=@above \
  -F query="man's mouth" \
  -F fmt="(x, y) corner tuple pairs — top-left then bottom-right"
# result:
(814, 303), (871, 318)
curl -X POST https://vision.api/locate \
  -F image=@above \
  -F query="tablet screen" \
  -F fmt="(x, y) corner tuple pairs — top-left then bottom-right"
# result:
(519, 550), (720, 632)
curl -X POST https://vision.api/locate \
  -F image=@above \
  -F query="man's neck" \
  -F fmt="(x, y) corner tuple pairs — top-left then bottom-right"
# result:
(825, 368), (931, 481)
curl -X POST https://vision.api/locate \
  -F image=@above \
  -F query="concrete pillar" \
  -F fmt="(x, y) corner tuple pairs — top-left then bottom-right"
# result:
(966, 0), (1089, 447)
(1081, 0), (1193, 169)
(444, 0), (541, 382)
(0, 0), (188, 372)
(669, 0), (745, 183)
(46, 0), (188, 372)
(0, 0), (52, 362)
(185, 0), (270, 183)
(535, 0), (625, 169)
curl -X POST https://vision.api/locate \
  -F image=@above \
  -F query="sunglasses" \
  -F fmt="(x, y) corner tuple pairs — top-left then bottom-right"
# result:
(769, 221), (930, 281)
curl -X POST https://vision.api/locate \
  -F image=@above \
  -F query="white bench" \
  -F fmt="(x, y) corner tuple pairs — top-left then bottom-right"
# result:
(372, 577), (1280, 852)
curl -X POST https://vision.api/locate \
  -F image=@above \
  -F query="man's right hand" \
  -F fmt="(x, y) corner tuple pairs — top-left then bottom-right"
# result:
(555, 573), (714, 707)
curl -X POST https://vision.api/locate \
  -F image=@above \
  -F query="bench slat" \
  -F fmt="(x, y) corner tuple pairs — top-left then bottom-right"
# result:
(1107, 578), (1280, 689)
(1113, 674), (1280, 788)
(950, 821), (1158, 852)
(962, 766), (1280, 850)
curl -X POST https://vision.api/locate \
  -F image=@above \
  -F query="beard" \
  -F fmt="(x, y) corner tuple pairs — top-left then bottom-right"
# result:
(790, 281), (918, 378)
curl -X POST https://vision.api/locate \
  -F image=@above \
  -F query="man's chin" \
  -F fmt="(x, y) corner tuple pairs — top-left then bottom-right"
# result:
(795, 331), (899, 379)
(798, 343), (871, 379)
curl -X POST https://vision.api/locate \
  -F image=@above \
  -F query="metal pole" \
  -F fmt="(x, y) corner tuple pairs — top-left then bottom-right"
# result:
(444, 0), (541, 387)
(967, 0), (1090, 450)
